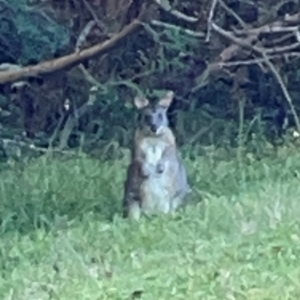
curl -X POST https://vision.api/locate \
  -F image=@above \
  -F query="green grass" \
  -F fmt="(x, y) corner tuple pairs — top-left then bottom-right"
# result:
(1, 148), (300, 299)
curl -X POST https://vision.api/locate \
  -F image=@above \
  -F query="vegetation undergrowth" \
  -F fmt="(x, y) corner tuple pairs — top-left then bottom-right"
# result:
(0, 145), (300, 299)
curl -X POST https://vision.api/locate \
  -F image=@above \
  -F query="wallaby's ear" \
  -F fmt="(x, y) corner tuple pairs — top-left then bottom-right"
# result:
(158, 91), (174, 109)
(134, 96), (149, 109)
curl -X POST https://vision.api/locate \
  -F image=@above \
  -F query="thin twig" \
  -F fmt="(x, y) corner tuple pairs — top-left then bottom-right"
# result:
(218, 52), (300, 67)
(218, 0), (246, 28)
(152, 0), (198, 23)
(261, 54), (300, 132)
(234, 25), (300, 37)
(206, 0), (218, 42)
(81, 0), (107, 33)
(76, 20), (97, 51)
(59, 90), (98, 150)
(48, 112), (66, 149)
(264, 32), (294, 47)
(294, 28), (300, 42)
(151, 20), (205, 38)
(75, 19), (106, 89)
(264, 42), (300, 55)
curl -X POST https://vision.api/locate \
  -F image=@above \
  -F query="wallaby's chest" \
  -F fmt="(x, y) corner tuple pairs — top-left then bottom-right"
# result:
(139, 137), (167, 166)
(136, 137), (172, 213)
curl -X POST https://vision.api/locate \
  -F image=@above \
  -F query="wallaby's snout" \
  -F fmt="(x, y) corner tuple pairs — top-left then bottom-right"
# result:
(143, 107), (168, 134)
(134, 91), (174, 135)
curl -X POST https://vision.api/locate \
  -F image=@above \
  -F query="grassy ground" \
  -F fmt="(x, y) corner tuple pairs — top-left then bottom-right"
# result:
(0, 147), (300, 300)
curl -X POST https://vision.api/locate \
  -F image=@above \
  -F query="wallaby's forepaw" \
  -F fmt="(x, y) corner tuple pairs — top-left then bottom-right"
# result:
(156, 162), (165, 174)
(140, 163), (152, 178)
(141, 161), (164, 177)
(127, 201), (141, 221)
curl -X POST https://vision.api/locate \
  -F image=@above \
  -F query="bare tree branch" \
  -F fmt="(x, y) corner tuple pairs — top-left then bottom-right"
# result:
(212, 22), (300, 133)
(0, 19), (143, 85)
(152, 0), (198, 23)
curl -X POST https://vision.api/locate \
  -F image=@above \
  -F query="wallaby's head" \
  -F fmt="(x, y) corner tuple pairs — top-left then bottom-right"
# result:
(134, 91), (174, 135)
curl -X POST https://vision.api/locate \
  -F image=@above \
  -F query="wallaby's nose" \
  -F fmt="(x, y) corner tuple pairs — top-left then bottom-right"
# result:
(150, 124), (158, 133)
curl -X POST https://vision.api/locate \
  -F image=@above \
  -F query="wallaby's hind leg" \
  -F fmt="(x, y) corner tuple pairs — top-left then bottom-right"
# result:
(171, 184), (192, 212)
(162, 200), (171, 214)
(123, 162), (142, 220)
(154, 195), (171, 214)
(169, 160), (191, 211)
(127, 201), (141, 220)
(171, 194), (185, 211)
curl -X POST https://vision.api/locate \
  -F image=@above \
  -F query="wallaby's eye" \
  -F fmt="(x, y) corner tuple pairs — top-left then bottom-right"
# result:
(144, 114), (152, 124)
